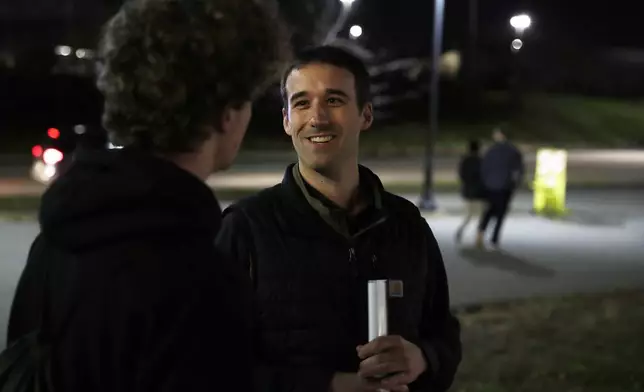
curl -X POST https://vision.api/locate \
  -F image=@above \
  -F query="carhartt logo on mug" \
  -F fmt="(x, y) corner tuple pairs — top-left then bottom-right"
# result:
(388, 280), (404, 298)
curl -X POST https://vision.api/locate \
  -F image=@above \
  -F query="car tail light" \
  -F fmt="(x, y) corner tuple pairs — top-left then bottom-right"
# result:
(48, 128), (60, 139)
(43, 148), (64, 165)
(32, 145), (43, 158)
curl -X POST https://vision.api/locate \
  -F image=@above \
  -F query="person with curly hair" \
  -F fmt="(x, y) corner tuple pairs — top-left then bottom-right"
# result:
(7, 0), (289, 390)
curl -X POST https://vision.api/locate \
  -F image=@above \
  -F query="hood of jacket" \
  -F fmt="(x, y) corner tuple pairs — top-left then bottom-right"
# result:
(38, 147), (221, 252)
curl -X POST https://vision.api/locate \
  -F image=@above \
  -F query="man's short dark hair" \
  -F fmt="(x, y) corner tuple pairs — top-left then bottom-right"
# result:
(97, 0), (290, 153)
(280, 45), (371, 109)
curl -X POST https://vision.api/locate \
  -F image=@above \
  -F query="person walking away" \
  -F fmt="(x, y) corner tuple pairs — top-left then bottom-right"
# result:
(5, 0), (287, 390)
(476, 128), (524, 249)
(216, 46), (461, 392)
(455, 140), (486, 244)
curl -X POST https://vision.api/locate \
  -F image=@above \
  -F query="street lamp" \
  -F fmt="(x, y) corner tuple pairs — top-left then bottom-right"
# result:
(324, 0), (357, 44)
(55, 45), (72, 57)
(418, 0), (445, 211)
(349, 25), (363, 39)
(511, 38), (523, 52)
(510, 14), (531, 35)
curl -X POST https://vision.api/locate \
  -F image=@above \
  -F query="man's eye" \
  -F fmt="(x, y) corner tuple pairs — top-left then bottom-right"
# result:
(328, 97), (344, 105)
(293, 101), (308, 108)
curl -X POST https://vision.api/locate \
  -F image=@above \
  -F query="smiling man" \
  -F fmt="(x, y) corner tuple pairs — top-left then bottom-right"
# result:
(216, 46), (461, 392)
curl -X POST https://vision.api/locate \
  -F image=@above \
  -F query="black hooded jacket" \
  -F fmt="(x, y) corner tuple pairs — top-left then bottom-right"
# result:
(7, 148), (252, 392)
(216, 164), (462, 392)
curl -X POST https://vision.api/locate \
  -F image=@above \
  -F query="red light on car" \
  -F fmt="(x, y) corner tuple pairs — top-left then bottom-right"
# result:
(43, 148), (64, 165)
(32, 145), (43, 157)
(48, 128), (60, 139)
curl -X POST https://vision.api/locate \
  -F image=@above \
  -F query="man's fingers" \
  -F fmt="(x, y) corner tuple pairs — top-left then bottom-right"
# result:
(381, 372), (414, 389)
(358, 355), (408, 380)
(359, 376), (410, 392)
(358, 377), (408, 392)
(357, 335), (404, 359)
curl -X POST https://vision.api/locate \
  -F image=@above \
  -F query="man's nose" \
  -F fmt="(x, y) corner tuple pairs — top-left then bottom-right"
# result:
(309, 102), (330, 128)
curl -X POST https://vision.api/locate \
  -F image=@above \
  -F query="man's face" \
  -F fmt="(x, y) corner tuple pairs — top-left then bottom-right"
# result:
(492, 129), (506, 142)
(282, 63), (373, 172)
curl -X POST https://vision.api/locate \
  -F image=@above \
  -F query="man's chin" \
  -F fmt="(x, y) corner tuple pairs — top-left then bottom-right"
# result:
(306, 160), (340, 176)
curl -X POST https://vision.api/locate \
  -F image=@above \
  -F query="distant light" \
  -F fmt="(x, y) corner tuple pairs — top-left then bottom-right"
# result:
(340, 0), (355, 6)
(48, 128), (61, 139)
(510, 14), (532, 31)
(108, 142), (124, 150)
(349, 25), (363, 39)
(43, 148), (64, 165)
(74, 124), (86, 135)
(441, 50), (462, 76)
(76, 49), (87, 59)
(32, 145), (43, 158)
(55, 45), (72, 57)
(512, 39), (524, 51)
(44, 165), (57, 179)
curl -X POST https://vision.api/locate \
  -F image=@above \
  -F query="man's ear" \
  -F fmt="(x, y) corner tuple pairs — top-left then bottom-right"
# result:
(220, 106), (235, 135)
(282, 108), (293, 136)
(360, 103), (374, 131)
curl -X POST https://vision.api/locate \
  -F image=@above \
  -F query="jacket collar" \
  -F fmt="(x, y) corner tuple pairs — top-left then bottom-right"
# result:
(279, 163), (388, 238)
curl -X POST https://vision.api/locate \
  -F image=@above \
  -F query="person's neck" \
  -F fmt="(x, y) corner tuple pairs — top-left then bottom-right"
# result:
(164, 134), (221, 181)
(170, 154), (210, 181)
(298, 160), (360, 210)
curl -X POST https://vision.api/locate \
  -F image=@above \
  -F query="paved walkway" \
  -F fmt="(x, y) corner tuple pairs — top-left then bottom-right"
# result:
(2, 203), (644, 349)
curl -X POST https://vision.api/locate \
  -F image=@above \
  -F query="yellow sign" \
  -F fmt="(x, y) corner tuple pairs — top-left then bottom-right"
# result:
(533, 148), (568, 216)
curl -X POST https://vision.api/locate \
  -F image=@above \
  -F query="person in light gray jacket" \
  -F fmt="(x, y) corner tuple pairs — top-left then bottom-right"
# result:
(476, 128), (524, 248)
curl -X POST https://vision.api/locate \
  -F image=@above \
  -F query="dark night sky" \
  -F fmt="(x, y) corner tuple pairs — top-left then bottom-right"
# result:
(346, 0), (644, 55)
(1, 0), (644, 53)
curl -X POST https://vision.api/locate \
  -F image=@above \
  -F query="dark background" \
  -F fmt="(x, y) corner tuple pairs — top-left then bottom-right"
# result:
(1, 0), (644, 146)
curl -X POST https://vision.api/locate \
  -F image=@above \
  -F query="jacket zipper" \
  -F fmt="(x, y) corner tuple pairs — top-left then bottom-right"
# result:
(348, 247), (358, 277)
(347, 215), (386, 279)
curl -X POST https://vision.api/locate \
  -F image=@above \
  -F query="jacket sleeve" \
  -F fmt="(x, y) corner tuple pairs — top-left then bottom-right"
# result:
(6, 235), (47, 345)
(410, 221), (462, 392)
(215, 206), (336, 392)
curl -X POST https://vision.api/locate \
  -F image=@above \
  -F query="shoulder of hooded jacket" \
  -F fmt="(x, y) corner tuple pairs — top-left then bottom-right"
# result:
(221, 184), (284, 219)
(381, 191), (424, 221)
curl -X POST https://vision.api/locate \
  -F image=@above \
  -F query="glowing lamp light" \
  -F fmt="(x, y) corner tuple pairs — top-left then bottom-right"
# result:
(512, 39), (524, 51)
(349, 25), (363, 39)
(32, 145), (43, 158)
(43, 148), (64, 165)
(510, 14), (532, 30)
(48, 128), (61, 139)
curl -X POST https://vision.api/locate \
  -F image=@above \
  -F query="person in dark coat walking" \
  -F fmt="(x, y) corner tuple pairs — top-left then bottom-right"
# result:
(455, 140), (486, 244)
(216, 46), (461, 392)
(6, 0), (287, 390)
(476, 129), (524, 248)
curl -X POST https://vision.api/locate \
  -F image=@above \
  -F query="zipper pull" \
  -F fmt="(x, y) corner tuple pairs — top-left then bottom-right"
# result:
(348, 248), (358, 277)
(371, 254), (377, 269)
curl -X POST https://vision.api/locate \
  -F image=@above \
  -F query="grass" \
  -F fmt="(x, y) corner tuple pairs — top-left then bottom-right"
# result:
(452, 290), (644, 392)
(3, 93), (644, 157)
(358, 93), (644, 155)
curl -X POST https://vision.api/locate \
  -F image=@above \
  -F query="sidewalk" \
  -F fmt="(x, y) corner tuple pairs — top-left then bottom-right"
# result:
(2, 209), (644, 348)
(431, 213), (644, 308)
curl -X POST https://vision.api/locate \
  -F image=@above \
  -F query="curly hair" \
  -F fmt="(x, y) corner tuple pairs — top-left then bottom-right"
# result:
(96, 0), (290, 153)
